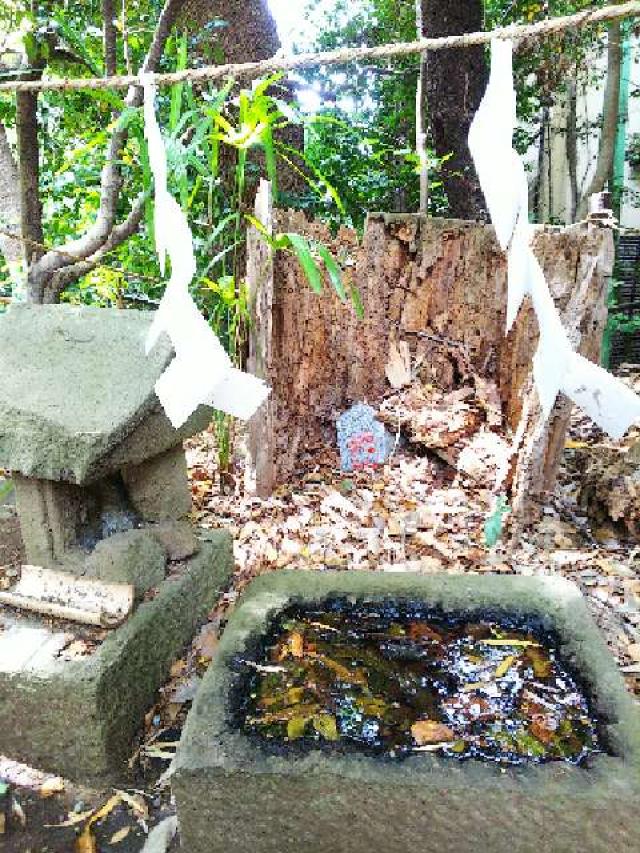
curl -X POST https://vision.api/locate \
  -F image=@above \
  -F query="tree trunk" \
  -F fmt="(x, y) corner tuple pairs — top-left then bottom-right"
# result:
(177, 0), (304, 199)
(576, 22), (622, 220)
(0, 123), (23, 284)
(16, 87), (44, 271)
(421, 0), (487, 220)
(102, 0), (118, 77)
(246, 210), (614, 495)
(415, 0), (428, 214)
(177, 0), (280, 61)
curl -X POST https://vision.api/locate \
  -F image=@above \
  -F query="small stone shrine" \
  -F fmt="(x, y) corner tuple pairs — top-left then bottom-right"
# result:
(0, 303), (233, 779)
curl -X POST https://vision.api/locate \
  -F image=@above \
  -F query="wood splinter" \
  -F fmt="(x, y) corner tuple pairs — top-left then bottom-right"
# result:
(0, 565), (134, 628)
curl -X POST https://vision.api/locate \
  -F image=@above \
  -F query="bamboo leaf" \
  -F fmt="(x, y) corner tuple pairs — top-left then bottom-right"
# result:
(285, 234), (323, 295)
(316, 243), (346, 302)
(350, 284), (365, 320)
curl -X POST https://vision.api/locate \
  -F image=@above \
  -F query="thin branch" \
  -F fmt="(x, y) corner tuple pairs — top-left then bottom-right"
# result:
(0, 1), (638, 93)
(43, 193), (146, 302)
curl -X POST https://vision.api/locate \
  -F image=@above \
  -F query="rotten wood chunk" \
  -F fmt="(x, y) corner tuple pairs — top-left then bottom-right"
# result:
(246, 210), (613, 500)
(0, 565), (134, 627)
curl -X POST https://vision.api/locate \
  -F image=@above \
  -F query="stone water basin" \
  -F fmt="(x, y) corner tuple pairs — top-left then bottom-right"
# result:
(173, 571), (640, 853)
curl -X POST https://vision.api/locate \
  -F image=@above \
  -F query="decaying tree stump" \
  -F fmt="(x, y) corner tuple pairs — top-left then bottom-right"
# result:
(246, 182), (614, 504)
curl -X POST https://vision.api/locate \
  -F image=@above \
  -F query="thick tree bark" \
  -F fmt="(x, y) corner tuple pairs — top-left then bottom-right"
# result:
(16, 87), (44, 269)
(576, 22), (622, 220)
(422, 0), (487, 220)
(178, 0), (304, 199)
(415, 0), (428, 214)
(0, 123), (23, 282)
(177, 0), (280, 61)
(102, 0), (118, 77)
(246, 211), (613, 495)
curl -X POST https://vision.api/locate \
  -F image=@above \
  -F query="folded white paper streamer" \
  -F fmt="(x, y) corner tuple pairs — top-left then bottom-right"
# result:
(142, 76), (269, 428)
(469, 40), (640, 440)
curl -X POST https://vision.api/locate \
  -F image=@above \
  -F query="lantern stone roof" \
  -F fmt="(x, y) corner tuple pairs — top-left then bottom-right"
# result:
(0, 304), (210, 484)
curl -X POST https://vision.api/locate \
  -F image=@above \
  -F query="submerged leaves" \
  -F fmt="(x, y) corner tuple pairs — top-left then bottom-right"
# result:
(243, 602), (599, 765)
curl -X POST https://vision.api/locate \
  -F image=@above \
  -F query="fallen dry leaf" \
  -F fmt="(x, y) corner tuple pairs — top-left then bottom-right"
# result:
(289, 631), (304, 658)
(385, 339), (412, 389)
(495, 654), (517, 679)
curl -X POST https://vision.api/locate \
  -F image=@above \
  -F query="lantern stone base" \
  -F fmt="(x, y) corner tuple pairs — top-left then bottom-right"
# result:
(0, 531), (233, 781)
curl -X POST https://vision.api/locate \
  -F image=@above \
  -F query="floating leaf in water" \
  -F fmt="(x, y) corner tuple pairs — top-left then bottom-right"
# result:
(75, 828), (97, 853)
(289, 632), (304, 659)
(495, 654), (518, 679)
(525, 646), (552, 679)
(529, 716), (556, 745)
(411, 720), (455, 746)
(308, 652), (367, 685)
(109, 826), (132, 845)
(313, 713), (339, 741)
(286, 686), (305, 705)
(287, 716), (309, 740)
(409, 623), (442, 642)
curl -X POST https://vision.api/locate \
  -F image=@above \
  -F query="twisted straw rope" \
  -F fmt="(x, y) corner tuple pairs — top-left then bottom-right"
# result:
(0, 0), (637, 93)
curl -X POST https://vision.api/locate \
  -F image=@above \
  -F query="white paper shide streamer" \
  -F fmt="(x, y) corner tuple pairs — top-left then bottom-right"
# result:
(142, 75), (269, 428)
(469, 40), (640, 440)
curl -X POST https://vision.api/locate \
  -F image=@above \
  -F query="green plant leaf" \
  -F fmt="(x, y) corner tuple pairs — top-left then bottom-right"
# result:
(313, 713), (339, 741)
(285, 234), (323, 295)
(350, 284), (365, 320)
(316, 243), (346, 301)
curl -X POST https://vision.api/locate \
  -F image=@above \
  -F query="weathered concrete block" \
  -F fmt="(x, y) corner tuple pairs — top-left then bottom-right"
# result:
(122, 446), (191, 522)
(13, 475), (92, 566)
(0, 530), (233, 780)
(0, 509), (24, 567)
(173, 572), (640, 853)
(152, 521), (200, 562)
(84, 529), (166, 594)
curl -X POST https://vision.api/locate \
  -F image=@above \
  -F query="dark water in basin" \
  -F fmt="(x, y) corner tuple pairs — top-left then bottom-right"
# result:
(240, 599), (600, 765)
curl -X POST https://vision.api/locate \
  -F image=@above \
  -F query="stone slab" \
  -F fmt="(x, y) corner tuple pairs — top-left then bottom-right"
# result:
(173, 572), (640, 853)
(83, 529), (167, 595)
(0, 304), (211, 484)
(0, 530), (233, 780)
(122, 446), (191, 522)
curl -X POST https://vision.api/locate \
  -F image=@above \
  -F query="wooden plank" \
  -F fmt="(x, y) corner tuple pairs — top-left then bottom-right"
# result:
(0, 565), (134, 627)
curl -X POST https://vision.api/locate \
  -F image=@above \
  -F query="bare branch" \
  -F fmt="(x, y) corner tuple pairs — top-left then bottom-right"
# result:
(43, 193), (146, 303)
(27, 0), (184, 302)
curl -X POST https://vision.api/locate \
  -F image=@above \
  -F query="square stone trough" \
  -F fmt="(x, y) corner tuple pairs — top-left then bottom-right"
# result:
(0, 531), (232, 780)
(173, 571), (640, 853)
